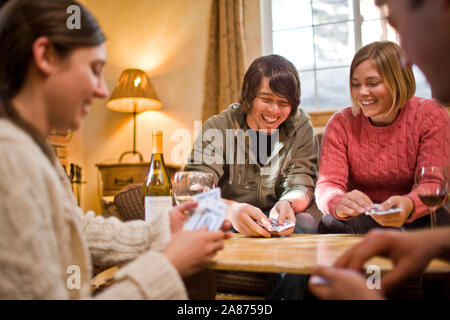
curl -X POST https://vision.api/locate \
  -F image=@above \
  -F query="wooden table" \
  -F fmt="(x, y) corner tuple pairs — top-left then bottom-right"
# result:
(208, 234), (450, 275)
(92, 233), (450, 299)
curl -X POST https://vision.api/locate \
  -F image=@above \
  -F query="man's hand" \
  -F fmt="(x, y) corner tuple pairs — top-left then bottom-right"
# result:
(334, 229), (437, 290)
(229, 203), (272, 237)
(269, 199), (295, 236)
(308, 266), (384, 300)
(336, 190), (373, 219)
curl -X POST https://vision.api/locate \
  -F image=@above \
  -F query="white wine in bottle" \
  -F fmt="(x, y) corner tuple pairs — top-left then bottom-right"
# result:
(143, 130), (173, 222)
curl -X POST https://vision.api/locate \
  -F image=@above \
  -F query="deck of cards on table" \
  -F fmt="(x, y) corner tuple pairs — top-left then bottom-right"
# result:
(183, 188), (227, 231)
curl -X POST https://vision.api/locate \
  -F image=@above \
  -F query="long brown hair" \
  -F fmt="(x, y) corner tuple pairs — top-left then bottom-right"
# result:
(0, 0), (105, 161)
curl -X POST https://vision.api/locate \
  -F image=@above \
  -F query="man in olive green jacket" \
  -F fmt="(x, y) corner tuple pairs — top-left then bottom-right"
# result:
(184, 55), (319, 238)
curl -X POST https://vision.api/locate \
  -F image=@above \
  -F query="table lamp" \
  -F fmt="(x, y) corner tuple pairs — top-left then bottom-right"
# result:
(107, 69), (162, 162)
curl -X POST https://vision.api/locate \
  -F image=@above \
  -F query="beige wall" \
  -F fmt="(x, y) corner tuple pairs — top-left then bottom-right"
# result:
(69, 0), (262, 213)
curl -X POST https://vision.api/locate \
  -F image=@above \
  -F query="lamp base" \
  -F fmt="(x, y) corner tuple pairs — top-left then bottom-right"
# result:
(119, 150), (144, 163)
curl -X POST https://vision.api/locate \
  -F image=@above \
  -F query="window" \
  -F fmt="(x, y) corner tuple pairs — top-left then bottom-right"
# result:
(261, 0), (431, 111)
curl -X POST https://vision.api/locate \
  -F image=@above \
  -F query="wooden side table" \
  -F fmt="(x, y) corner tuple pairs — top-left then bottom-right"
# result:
(96, 162), (151, 197)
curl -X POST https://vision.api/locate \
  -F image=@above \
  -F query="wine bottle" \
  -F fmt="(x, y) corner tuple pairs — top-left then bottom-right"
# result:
(143, 130), (173, 222)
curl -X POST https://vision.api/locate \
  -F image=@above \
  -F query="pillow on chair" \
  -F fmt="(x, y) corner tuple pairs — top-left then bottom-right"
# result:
(114, 183), (144, 221)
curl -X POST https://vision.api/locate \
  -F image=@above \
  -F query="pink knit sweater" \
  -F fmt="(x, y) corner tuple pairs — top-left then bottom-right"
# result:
(315, 97), (449, 223)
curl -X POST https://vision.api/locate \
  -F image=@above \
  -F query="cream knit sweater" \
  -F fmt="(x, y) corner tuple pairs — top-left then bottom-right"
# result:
(0, 119), (187, 299)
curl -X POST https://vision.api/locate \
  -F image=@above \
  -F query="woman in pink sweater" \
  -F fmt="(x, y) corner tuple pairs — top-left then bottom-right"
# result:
(315, 41), (450, 234)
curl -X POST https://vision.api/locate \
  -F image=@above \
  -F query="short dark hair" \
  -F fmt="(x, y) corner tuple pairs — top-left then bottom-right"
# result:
(375, 0), (424, 9)
(239, 55), (300, 117)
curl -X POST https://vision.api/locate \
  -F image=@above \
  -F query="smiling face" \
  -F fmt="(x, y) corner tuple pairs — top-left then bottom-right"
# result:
(246, 77), (292, 133)
(45, 43), (108, 131)
(351, 59), (396, 125)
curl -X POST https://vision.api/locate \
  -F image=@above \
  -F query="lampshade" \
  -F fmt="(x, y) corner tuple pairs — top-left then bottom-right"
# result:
(106, 69), (162, 113)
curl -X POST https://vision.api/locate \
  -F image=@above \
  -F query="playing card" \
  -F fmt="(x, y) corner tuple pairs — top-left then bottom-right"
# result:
(309, 276), (330, 286)
(196, 205), (226, 231)
(256, 218), (295, 232)
(182, 206), (204, 230)
(183, 188), (226, 231)
(274, 220), (296, 232)
(365, 204), (402, 216)
(183, 204), (226, 231)
(193, 187), (221, 203)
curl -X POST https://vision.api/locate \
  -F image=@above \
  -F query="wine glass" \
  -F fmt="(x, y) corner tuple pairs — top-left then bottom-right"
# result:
(414, 166), (447, 229)
(173, 171), (215, 205)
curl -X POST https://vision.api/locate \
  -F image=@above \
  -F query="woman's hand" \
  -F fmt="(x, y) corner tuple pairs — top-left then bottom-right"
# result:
(163, 227), (227, 277)
(335, 190), (373, 219)
(229, 203), (272, 238)
(368, 196), (413, 228)
(269, 199), (295, 236)
(219, 219), (234, 236)
(169, 201), (198, 235)
(170, 201), (234, 236)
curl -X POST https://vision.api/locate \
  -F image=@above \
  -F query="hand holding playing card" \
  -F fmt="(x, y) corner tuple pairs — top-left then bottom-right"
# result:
(229, 202), (272, 238)
(308, 266), (384, 300)
(163, 227), (227, 277)
(268, 199), (296, 235)
(169, 201), (198, 234)
(365, 203), (401, 215)
(183, 188), (232, 234)
(256, 218), (295, 234)
(336, 190), (373, 219)
(367, 196), (414, 228)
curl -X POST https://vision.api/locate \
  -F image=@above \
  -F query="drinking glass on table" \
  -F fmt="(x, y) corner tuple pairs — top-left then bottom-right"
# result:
(414, 166), (447, 229)
(173, 171), (215, 205)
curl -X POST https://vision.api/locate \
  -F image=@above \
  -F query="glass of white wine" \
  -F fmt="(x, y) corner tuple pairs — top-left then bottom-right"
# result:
(173, 171), (215, 205)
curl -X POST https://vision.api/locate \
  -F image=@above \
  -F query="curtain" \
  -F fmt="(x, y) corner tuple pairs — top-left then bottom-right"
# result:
(202, 0), (246, 122)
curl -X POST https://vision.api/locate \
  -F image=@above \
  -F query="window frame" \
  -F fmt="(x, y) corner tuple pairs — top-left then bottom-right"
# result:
(260, 0), (399, 125)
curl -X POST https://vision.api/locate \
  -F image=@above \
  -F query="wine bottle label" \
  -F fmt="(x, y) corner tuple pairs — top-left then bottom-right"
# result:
(144, 196), (173, 222)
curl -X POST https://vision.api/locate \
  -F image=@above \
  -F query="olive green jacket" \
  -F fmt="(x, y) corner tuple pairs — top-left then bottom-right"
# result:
(184, 104), (318, 211)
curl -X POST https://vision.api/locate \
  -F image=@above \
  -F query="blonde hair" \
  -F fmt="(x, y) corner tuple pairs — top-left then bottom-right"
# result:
(349, 41), (415, 116)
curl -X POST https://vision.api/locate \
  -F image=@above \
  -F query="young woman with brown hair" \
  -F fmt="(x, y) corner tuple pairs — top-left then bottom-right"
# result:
(0, 0), (230, 299)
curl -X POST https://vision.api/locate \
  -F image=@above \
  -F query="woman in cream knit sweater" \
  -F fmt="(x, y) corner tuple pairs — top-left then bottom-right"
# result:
(0, 0), (230, 299)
